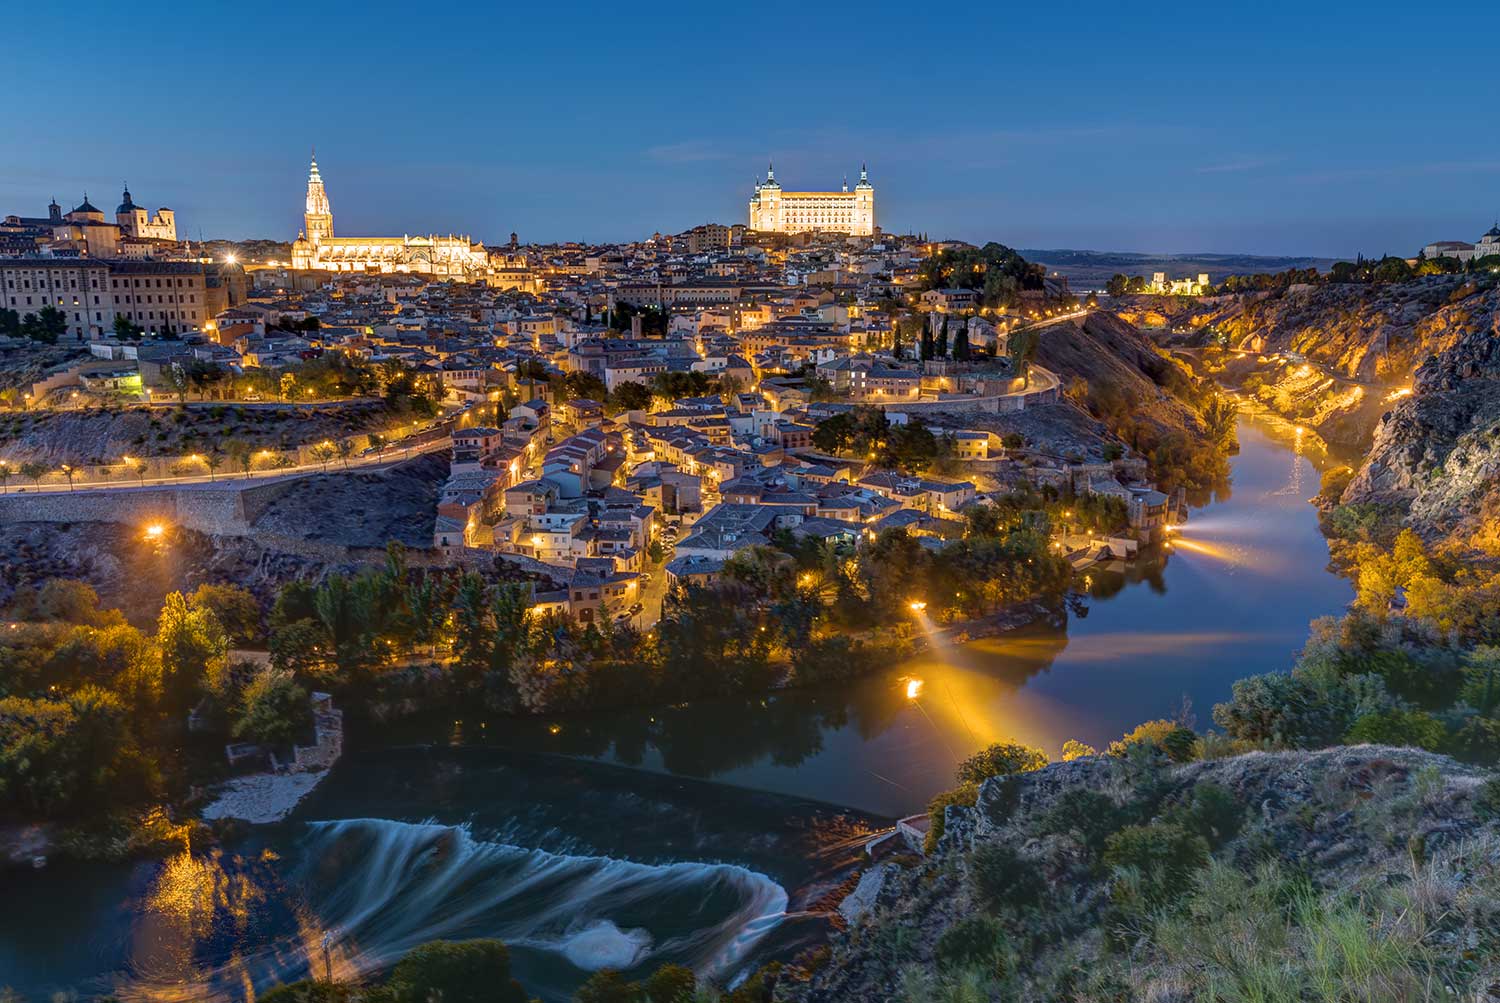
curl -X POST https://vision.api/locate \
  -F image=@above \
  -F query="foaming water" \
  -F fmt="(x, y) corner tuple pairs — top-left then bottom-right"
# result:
(112, 818), (787, 1001)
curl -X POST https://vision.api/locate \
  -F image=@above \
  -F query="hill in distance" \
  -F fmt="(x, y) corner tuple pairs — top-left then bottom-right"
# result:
(1019, 248), (1339, 289)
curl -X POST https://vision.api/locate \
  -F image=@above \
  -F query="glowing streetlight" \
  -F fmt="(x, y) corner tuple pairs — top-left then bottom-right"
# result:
(144, 523), (166, 540)
(908, 600), (927, 613)
(905, 678), (924, 700)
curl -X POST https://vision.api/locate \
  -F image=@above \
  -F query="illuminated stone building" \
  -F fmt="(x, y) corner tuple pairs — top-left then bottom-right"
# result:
(115, 186), (176, 241)
(748, 163), (874, 236)
(290, 154), (493, 278)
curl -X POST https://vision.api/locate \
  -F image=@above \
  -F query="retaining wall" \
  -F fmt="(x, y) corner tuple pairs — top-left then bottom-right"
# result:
(0, 478), (296, 536)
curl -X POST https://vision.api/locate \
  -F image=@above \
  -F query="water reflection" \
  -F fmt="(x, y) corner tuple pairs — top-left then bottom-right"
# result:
(446, 415), (1354, 817)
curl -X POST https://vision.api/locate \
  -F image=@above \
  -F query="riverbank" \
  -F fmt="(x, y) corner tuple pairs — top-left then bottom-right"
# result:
(201, 769), (330, 824)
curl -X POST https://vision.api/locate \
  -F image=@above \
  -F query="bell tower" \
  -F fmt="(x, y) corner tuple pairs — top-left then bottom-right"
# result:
(303, 152), (333, 245)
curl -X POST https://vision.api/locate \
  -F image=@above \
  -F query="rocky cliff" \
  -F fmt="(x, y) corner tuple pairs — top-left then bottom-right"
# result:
(786, 747), (1500, 1002)
(1121, 277), (1500, 383)
(1343, 322), (1500, 554)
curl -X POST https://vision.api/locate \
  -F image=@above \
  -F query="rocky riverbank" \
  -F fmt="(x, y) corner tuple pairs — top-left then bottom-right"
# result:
(1343, 319), (1500, 555)
(201, 770), (330, 824)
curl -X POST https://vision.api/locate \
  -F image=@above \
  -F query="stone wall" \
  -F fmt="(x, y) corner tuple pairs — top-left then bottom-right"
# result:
(0, 478), (296, 536)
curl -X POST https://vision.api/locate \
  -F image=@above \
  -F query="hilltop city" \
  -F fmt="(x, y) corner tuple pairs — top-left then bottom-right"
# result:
(5, 147), (1500, 1002)
(0, 154), (1193, 634)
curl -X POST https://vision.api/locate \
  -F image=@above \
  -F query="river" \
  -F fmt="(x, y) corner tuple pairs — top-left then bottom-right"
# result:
(0, 414), (1354, 1000)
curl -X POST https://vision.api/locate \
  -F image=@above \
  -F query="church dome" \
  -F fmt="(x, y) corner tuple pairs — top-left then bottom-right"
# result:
(116, 187), (137, 214)
(72, 196), (101, 215)
(1484, 224), (1500, 239)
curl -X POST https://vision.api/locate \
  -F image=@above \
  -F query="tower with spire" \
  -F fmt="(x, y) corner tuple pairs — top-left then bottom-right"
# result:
(303, 152), (333, 245)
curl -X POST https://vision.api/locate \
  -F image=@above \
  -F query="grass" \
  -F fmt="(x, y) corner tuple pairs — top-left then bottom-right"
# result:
(1129, 842), (1500, 1002)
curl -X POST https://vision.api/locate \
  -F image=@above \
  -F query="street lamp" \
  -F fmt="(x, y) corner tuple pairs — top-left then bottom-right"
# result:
(908, 600), (927, 613)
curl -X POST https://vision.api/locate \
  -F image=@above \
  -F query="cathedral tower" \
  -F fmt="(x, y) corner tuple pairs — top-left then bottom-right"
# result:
(304, 153), (333, 245)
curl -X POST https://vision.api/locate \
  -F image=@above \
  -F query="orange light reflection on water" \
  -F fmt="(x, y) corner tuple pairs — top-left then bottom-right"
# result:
(891, 626), (1275, 763)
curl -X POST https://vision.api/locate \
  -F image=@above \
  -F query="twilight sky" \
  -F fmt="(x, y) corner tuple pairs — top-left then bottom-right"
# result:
(3, 2), (1497, 258)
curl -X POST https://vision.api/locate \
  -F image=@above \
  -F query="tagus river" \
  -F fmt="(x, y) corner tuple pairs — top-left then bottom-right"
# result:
(0, 415), (1353, 1000)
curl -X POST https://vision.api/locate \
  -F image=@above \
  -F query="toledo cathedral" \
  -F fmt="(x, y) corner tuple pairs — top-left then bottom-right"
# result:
(290, 154), (494, 278)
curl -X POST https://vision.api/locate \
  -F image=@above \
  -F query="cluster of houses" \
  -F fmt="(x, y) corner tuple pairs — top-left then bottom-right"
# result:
(9, 221), (1173, 624)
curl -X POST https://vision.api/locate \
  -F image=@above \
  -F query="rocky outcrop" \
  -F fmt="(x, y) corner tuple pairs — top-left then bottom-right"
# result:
(785, 747), (1499, 1002)
(1344, 323), (1500, 550)
(1126, 278), (1500, 383)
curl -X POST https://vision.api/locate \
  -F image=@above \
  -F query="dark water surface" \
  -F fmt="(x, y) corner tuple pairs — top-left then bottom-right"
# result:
(0, 415), (1352, 999)
(469, 414), (1354, 817)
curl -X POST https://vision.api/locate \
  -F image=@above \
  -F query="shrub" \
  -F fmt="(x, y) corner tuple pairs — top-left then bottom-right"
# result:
(925, 782), (979, 853)
(935, 915), (1007, 973)
(1103, 822), (1211, 906)
(1446, 716), (1500, 765)
(1212, 670), (1351, 747)
(1317, 466), (1355, 505)
(1060, 739), (1097, 760)
(1037, 788), (1132, 858)
(387, 939), (528, 1003)
(1171, 783), (1244, 849)
(1344, 709), (1446, 751)
(259, 982), (366, 1003)
(955, 741), (1048, 785)
(970, 842), (1046, 911)
(641, 964), (696, 1002)
(1473, 777), (1500, 821)
(1107, 720), (1198, 763)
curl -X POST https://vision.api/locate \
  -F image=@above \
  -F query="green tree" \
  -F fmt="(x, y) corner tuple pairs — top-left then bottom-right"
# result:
(234, 669), (311, 748)
(189, 583), (261, 646)
(156, 591), (229, 711)
(955, 742), (1048, 784)
(112, 314), (143, 340)
(609, 381), (653, 413)
(22, 305), (67, 344)
(452, 573), (493, 688)
(310, 441), (338, 472)
(1008, 327), (1038, 388)
(387, 939), (529, 1003)
(225, 438), (255, 479)
(19, 460), (49, 490)
(565, 371), (609, 401)
(313, 574), (375, 684)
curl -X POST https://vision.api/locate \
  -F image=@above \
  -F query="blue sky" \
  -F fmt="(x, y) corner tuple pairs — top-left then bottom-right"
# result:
(3, 2), (1497, 258)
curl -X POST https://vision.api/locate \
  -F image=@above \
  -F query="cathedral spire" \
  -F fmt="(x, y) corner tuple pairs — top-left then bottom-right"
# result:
(767, 160), (774, 183)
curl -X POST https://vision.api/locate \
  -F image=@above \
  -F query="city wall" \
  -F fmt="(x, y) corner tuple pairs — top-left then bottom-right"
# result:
(879, 370), (1062, 417)
(0, 479), (293, 536)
